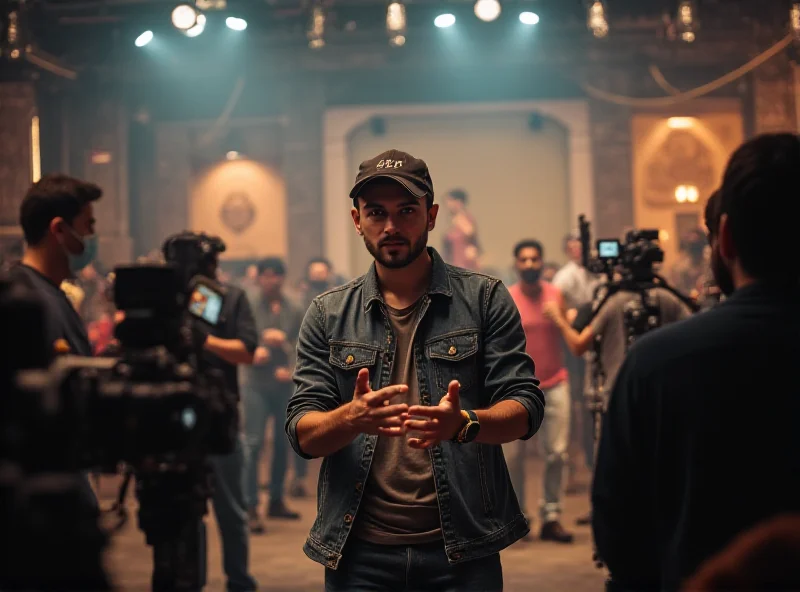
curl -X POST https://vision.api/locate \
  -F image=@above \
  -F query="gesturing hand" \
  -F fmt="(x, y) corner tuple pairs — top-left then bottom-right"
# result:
(542, 301), (561, 322)
(344, 368), (410, 437)
(404, 380), (464, 450)
(262, 328), (287, 348)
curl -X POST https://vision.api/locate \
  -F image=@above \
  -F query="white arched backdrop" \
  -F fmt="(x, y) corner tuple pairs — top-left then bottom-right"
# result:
(323, 101), (595, 279)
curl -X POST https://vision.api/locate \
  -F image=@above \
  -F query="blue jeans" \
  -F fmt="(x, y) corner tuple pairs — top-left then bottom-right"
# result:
(325, 538), (503, 592)
(201, 437), (258, 592)
(243, 383), (306, 508)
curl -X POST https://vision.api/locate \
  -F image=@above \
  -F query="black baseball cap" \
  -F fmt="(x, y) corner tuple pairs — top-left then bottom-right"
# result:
(349, 149), (434, 202)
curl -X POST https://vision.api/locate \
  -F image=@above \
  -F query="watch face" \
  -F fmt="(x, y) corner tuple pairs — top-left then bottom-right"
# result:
(463, 421), (481, 443)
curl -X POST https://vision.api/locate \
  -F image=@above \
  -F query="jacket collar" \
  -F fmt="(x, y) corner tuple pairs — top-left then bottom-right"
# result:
(362, 247), (453, 311)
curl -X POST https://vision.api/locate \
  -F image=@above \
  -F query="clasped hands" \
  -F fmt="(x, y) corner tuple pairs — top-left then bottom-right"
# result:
(345, 368), (465, 450)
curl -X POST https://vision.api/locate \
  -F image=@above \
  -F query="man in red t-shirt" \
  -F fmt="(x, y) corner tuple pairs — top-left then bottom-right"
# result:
(506, 239), (574, 544)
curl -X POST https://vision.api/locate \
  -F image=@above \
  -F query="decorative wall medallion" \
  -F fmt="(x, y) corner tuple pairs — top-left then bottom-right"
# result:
(643, 130), (717, 207)
(220, 192), (256, 234)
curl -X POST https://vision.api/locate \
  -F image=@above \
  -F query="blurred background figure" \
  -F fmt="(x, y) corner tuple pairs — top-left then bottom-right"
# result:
(442, 189), (481, 271)
(243, 257), (305, 535)
(669, 227), (708, 300)
(542, 261), (560, 283)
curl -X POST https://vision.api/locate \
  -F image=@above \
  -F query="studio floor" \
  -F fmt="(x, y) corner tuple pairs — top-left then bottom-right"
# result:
(103, 454), (606, 591)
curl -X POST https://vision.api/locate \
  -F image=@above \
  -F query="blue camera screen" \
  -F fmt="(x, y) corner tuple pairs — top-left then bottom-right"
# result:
(188, 285), (223, 326)
(598, 240), (620, 258)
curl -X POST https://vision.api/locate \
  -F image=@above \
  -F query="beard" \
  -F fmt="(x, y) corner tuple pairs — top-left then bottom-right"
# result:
(710, 244), (735, 296)
(364, 230), (429, 270)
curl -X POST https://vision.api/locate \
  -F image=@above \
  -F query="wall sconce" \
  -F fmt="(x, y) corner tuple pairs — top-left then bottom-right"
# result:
(675, 184), (699, 203)
(30, 116), (41, 183)
(667, 117), (695, 129)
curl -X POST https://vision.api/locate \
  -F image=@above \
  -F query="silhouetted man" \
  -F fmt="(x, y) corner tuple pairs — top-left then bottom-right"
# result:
(592, 133), (800, 591)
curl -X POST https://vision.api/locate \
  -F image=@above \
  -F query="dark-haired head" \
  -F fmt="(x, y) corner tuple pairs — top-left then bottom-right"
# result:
(514, 239), (544, 260)
(258, 257), (286, 277)
(445, 189), (468, 215)
(513, 239), (545, 284)
(711, 133), (800, 294)
(257, 257), (286, 296)
(19, 174), (102, 284)
(307, 256), (332, 284)
(20, 174), (102, 246)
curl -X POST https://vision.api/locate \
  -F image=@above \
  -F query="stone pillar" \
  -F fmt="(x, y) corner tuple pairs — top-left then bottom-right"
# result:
(752, 53), (797, 135)
(282, 76), (325, 280)
(151, 124), (193, 253)
(588, 97), (635, 239)
(78, 91), (134, 268)
(0, 82), (36, 250)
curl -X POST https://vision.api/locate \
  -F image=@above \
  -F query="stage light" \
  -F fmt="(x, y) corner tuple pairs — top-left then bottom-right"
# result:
(792, 3), (800, 42)
(474, 0), (501, 22)
(588, 0), (609, 38)
(308, 4), (326, 49)
(185, 13), (206, 37)
(434, 13), (455, 28)
(226, 16), (247, 31)
(676, 0), (697, 43)
(135, 30), (153, 47)
(519, 11), (539, 25)
(171, 3), (199, 30)
(386, 2), (406, 47)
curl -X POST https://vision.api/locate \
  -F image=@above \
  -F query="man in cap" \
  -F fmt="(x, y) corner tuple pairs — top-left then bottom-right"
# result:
(286, 149), (545, 591)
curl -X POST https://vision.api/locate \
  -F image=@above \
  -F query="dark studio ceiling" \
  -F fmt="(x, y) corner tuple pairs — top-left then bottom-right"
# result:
(0, 0), (794, 80)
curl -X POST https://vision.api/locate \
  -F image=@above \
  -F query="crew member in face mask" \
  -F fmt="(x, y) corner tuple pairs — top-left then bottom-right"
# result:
(300, 256), (347, 310)
(9, 174), (102, 511)
(506, 239), (574, 544)
(10, 174), (101, 359)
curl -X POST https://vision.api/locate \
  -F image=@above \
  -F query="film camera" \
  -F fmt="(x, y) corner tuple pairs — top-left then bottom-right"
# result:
(578, 215), (696, 398)
(0, 232), (237, 591)
(583, 225), (664, 282)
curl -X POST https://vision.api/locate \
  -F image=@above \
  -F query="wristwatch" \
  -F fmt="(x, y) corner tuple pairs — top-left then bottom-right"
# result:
(452, 409), (480, 444)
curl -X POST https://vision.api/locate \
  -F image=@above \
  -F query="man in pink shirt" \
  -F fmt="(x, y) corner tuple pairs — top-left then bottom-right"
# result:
(506, 239), (574, 544)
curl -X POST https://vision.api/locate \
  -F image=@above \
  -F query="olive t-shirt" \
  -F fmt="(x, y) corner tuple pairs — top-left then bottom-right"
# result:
(353, 300), (442, 544)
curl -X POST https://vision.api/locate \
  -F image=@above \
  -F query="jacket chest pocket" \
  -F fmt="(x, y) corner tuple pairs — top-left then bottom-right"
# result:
(329, 341), (380, 401)
(426, 330), (480, 395)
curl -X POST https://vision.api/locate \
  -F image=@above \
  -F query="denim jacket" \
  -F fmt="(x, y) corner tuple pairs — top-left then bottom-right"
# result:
(285, 247), (545, 569)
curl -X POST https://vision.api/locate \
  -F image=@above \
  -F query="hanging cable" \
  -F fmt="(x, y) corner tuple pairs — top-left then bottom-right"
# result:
(198, 77), (246, 147)
(649, 64), (682, 96)
(583, 33), (793, 107)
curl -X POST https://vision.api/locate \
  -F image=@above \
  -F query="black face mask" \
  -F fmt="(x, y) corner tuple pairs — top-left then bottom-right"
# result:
(308, 280), (329, 294)
(520, 268), (542, 284)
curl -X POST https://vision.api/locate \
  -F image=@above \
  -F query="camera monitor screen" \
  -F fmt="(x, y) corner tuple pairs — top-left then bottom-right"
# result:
(597, 239), (621, 259)
(188, 284), (223, 326)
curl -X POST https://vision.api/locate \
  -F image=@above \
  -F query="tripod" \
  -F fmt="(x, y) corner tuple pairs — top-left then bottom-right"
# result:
(585, 345), (608, 571)
(135, 462), (213, 592)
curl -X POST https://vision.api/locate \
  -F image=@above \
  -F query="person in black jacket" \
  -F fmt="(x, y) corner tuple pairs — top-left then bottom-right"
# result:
(592, 133), (800, 591)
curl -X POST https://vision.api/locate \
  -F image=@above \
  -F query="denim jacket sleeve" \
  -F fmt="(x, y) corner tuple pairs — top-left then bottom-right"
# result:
(482, 280), (545, 440)
(285, 298), (341, 459)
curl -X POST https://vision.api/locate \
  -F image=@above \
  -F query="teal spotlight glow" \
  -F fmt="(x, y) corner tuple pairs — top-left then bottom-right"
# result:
(135, 30), (153, 47)
(434, 13), (456, 28)
(226, 16), (247, 30)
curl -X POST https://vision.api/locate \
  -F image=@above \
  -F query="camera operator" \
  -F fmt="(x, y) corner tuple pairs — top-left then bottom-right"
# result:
(591, 133), (800, 592)
(163, 232), (259, 592)
(544, 251), (692, 405)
